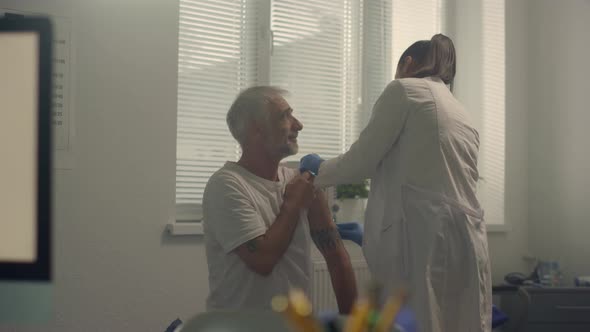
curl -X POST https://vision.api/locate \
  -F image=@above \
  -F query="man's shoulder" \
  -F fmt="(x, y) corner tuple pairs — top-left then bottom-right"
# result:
(204, 164), (248, 197)
(209, 164), (241, 182)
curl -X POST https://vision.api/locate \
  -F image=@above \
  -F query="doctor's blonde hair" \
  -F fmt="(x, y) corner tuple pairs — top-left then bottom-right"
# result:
(226, 86), (288, 146)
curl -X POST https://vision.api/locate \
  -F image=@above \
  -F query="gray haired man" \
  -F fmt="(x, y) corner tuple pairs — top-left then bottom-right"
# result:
(202, 86), (357, 312)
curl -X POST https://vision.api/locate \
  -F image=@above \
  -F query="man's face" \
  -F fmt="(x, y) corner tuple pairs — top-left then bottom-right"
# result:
(261, 96), (303, 159)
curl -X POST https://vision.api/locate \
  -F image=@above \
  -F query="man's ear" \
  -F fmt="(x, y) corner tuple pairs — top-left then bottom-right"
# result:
(249, 120), (266, 140)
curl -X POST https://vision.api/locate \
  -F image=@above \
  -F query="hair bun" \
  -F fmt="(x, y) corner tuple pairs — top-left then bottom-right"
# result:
(429, 34), (456, 84)
(431, 33), (451, 45)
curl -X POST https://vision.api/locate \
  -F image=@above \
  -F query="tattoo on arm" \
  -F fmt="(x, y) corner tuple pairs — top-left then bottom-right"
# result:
(246, 238), (259, 253)
(311, 227), (342, 253)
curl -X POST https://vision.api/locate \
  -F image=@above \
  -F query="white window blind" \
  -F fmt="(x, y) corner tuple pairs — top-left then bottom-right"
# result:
(176, 0), (259, 205)
(391, 0), (444, 76)
(175, 1), (505, 228)
(478, 0), (505, 225)
(176, 0), (393, 210)
(363, 0), (393, 133)
(269, 0), (361, 160)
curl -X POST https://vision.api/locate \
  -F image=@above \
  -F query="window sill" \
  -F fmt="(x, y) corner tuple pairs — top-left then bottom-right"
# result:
(166, 222), (203, 236)
(164, 223), (508, 236)
(164, 221), (507, 236)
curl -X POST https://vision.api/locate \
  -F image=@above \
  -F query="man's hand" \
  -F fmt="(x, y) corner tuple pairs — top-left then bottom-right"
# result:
(283, 172), (316, 210)
(233, 172), (314, 276)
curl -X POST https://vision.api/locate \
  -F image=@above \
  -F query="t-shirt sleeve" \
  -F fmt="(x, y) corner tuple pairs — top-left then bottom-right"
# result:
(202, 174), (267, 254)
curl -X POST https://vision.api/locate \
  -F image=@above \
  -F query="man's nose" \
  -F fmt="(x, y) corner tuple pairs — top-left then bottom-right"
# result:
(293, 117), (303, 131)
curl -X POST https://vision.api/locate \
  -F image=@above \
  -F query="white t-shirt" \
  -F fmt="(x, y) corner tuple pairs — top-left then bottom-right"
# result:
(202, 162), (312, 311)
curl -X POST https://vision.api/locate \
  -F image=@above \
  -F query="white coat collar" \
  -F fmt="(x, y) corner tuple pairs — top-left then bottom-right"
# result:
(425, 76), (452, 91)
(424, 76), (443, 83)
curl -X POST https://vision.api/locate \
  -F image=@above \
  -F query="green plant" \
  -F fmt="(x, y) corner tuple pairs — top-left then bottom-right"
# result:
(336, 180), (369, 199)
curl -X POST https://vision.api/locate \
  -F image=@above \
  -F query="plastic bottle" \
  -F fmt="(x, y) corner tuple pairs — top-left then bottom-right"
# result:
(551, 261), (563, 287)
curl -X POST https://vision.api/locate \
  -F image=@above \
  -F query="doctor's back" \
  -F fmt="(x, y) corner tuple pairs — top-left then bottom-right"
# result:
(312, 34), (492, 332)
(365, 53), (491, 332)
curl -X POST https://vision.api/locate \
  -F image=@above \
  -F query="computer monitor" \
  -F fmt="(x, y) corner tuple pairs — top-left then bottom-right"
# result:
(0, 16), (53, 323)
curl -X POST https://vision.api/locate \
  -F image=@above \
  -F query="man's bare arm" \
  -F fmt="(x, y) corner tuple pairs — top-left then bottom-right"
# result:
(311, 227), (343, 253)
(234, 203), (300, 276)
(308, 190), (357, 313)
(234, 173), (315, 276)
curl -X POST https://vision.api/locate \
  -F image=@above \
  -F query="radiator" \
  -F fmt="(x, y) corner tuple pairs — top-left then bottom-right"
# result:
(310, 258), (371, 313)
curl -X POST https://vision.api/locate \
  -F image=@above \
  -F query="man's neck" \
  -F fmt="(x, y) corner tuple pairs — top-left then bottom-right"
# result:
(237, 152), (281, 182)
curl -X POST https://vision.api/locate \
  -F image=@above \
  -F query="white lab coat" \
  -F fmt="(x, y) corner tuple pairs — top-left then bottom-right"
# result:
(315, 77), (492, 332)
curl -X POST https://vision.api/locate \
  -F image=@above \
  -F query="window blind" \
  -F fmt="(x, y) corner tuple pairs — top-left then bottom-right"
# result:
(176, 0), (259, 205)
(269, 0), (362, 160)
(174, 0), (511, 229)
(362, 0), (393, 133)
(391, 0), (443, 75)
(478, 0), (505, 225)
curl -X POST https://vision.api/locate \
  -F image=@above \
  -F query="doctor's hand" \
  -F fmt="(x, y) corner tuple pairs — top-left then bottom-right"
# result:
(284, 172), (316, 210)
(300, 153), (325, 176)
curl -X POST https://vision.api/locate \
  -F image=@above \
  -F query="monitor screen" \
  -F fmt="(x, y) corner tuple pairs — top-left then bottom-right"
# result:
(0, 15), (53, 325)
(0, 30), (39, 264)
(0, 16), (52, 281)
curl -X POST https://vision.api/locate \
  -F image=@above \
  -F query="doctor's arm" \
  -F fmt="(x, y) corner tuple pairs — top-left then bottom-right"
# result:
(314, 81), (410, 187)
(308, 189), (357, 314)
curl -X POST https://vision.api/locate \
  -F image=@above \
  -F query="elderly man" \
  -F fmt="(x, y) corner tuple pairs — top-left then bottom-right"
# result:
(202, 86), (357, 313)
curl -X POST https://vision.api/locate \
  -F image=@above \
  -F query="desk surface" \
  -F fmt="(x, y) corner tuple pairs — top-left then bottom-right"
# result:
(493, 285), (590, 294)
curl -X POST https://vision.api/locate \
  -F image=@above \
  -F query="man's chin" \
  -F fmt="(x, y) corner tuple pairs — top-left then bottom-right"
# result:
(279, 145), (298, 159)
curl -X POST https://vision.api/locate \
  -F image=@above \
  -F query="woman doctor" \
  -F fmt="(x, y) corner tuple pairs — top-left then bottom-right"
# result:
(300, 34), (492, 332)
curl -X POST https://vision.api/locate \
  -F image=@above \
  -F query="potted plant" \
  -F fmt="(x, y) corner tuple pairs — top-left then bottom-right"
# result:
(332, 180), (369, 223)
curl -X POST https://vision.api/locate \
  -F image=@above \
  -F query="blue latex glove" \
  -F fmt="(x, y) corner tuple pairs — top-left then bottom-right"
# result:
(317, 310), (338, 325)
(299, 153), (324, 176)
(393, 306), (416, 332)
(491, 304), (509, 328)
(336, 222), (363, 246)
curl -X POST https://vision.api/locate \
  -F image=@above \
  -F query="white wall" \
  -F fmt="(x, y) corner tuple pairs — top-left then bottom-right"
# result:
(1, 1), (208, 331)
(528, 0), (590, 284)
(5, 0), (583, 330)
